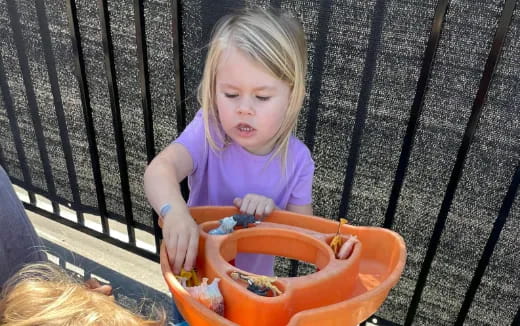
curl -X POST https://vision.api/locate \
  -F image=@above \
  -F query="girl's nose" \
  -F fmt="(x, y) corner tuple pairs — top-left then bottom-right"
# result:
(237, 99), (254, 115)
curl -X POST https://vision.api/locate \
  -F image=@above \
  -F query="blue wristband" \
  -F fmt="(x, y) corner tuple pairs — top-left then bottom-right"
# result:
(159, 203), (172, 217)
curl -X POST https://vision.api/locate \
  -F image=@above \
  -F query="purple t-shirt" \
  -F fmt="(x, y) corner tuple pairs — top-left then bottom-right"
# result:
(175, 110), (314, 275)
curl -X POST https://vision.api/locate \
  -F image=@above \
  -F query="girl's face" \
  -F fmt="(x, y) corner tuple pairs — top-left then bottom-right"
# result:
(215, 47), (291, 155)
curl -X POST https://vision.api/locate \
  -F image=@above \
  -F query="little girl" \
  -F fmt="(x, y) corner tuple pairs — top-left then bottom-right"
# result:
(144, 7), (314, 277)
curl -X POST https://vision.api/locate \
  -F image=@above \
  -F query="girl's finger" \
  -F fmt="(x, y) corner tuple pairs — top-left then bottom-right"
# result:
(255, 200), (267, 219)
(246, 201), (257, 216)
(91, 284), (113, 296)
(174, 234), (188, 274)
(165, 232), (177, 268)
(264, 200), (275, 217)
(184, 230), (199, 271)
(233, 197), (243, 208)
(242, 197), (255, 215)
(238, 196), (248, 212)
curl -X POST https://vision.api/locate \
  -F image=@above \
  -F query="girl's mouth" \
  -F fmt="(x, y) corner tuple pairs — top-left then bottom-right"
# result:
(236, 123), (256, 136)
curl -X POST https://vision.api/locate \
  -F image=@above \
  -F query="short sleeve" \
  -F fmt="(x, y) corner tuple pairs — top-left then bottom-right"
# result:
(288, 145), (315, 206)
(173, 110), (207, 173)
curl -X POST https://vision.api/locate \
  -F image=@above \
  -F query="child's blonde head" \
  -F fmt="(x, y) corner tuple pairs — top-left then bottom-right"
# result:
(0, 263), (166, 326)
(198, 7), (307, 160)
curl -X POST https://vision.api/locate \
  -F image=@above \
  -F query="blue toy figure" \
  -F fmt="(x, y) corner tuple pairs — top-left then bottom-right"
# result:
(208, 214), (259, 235)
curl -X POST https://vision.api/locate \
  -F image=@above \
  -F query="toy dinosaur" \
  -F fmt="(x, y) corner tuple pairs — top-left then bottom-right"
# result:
(230, 271), (282, 296)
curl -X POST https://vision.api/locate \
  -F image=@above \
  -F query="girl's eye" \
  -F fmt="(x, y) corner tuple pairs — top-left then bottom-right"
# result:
(225, 93), (238, 98)
(256, 96), (270, 101)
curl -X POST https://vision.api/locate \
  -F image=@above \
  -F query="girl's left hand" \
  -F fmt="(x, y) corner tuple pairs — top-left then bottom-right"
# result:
(233, 193), (277, 219)
(85, 278), (113, 297)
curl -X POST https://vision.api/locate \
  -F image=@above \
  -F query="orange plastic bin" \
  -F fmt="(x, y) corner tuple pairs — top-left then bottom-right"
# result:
(160, 206), (406, 326)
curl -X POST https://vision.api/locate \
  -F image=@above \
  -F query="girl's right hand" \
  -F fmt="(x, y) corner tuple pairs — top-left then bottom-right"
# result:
(233, 193), (277, 219)
(162, 210), (199, 274)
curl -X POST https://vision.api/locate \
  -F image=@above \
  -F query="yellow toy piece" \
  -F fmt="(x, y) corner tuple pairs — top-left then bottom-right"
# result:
(175, 268), (201, 287)
(329, 218), (348, 255)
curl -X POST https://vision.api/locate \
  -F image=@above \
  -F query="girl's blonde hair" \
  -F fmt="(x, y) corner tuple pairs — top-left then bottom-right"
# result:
(198, 7), (308, 162)
(0, 263), (166, 326)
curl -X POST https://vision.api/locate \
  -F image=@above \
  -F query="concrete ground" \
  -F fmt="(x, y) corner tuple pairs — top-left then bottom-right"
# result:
(28, 211), (167, 290)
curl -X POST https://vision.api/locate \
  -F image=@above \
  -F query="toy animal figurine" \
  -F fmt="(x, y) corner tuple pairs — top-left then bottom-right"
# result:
(329, 218), (358, 259)
(230, 271), (282, 297)
(336, 235), (358, 260)
(185, 277), (224, 316)
(208, 214), (259, 235)
(209, 216), (237, 235)
(232, 214), (258, 228)
(329, 218), (348, 255)
(175, 268), (201, 287)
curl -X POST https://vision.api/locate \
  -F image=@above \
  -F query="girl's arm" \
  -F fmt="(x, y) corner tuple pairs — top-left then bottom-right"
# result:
(143, 143), (199, 274)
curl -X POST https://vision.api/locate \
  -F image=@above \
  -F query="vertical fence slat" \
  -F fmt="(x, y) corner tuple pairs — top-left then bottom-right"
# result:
(65, 0), (108, 228)
(133, 0), (155, 163)
(404, 0), (517, 324)
(171, 0), (186, 135)
(455, 162), (520, 325)
(134, 0), (161, 253)
(270, 0), (282, 9)
(98, 0), (135, 244)
(513, 306), (520, 326)
(337, 0), (387, 221)
(35, 0), (84, 222)
(0, 50), (35, 205)
(0, 144), (6, 169)
(170, 0), (189, 201)
(6, 0), (59, 214)
(303, 0), (332, 154)
(383, 0), (450, 229)
(293, 0), (333, 277)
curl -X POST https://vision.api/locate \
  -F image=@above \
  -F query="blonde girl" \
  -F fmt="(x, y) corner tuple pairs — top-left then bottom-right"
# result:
(0, 263), (166, 326)
(144, 7), (314, 277)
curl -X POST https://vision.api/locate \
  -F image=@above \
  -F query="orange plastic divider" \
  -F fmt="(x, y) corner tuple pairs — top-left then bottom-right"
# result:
(160, 206), (406, 326)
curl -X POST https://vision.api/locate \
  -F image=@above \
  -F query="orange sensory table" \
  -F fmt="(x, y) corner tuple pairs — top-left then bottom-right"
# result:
(160, 206), (406, 326)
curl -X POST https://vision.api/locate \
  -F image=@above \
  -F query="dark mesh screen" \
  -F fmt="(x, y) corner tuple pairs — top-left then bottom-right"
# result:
(0, 0), (519, 324)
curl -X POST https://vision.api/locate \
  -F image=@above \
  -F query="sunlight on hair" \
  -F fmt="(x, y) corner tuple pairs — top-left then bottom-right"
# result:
(0, 263), (166, 326)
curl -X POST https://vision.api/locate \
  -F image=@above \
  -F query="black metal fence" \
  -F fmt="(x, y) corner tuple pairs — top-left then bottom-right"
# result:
(1, 0), (519, 325)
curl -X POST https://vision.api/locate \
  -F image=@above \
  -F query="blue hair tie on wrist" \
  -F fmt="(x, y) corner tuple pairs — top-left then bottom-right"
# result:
(159, 203), (172, 217)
